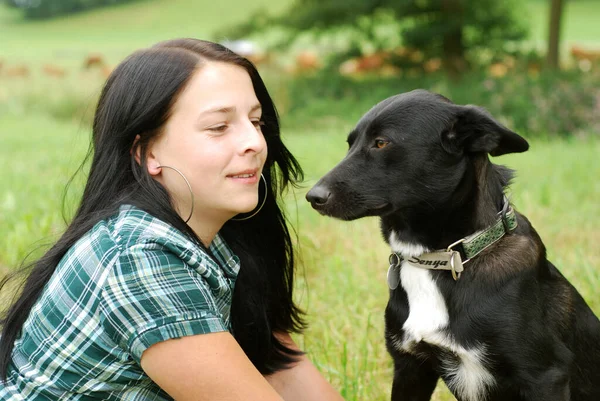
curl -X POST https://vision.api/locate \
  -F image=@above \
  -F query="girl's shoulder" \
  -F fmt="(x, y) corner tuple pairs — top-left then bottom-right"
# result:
(95, 205), (236, 277)
(60, 205), (200, 278)
(106, 204), (191, 249)
(60, 205), (238, 294)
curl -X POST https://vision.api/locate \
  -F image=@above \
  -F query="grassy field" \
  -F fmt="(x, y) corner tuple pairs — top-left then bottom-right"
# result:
(1, 117), (598, 400)
(1, 1), (599, 400)
(0, 0), (294, 65)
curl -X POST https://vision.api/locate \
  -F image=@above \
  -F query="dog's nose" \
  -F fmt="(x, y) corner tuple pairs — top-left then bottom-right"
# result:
(306, 185), (331, 206)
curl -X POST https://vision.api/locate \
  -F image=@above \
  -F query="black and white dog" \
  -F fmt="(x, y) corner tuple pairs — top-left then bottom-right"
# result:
(306, 90), (600, 401)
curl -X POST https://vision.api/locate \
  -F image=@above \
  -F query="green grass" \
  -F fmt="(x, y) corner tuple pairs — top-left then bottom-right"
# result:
(1, 1), (599, 400)
(0, 114), (89, 266)
(0, 0), (294, 65)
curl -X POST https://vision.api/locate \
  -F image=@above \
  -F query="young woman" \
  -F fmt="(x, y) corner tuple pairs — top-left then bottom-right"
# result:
(0, 39), (343, 401)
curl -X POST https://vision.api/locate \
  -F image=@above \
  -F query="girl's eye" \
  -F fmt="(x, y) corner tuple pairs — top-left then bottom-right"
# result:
(208, 124), (228, 132)
(375, 139), (389, 149)
(252, 120), (265, 129)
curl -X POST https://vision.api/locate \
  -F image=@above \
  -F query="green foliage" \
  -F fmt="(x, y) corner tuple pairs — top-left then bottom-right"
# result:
(399, 0), (528, 59)
(6, 0), (146, 19)
(221, 0), (529, 73)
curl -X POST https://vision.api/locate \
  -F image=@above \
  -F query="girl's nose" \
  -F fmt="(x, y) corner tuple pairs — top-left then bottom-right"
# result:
(241, 121), (267, 155)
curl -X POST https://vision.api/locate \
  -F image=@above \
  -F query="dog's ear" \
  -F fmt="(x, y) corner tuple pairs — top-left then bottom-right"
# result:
(441, 105), (529, 156)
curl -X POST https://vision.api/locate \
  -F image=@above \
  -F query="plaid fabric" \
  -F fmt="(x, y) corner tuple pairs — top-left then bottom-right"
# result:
(0, 205), (239, 400)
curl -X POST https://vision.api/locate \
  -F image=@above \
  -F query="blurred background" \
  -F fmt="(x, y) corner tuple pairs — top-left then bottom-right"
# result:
(1, 1), (598, 400)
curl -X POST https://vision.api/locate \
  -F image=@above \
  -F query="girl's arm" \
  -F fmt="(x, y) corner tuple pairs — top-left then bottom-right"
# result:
(141, 331), (284, 401)
(265, 332), (345, 401)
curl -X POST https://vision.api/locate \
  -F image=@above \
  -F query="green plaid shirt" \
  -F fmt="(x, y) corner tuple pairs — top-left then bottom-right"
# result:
(0, 205), (240, 400)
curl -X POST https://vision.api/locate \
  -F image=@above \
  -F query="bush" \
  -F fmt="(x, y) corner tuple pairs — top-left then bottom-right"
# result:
(275, 69), (600, 138)
(2, 64), (597, 140)
(6, 0), (146, 19)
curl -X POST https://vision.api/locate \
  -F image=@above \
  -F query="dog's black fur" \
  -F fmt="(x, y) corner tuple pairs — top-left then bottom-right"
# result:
(306, 90), (600, 401)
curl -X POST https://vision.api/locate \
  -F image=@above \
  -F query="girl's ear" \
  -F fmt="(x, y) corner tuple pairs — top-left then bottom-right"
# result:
(132, 135), (162, 176)
(131, 135), (142, 164)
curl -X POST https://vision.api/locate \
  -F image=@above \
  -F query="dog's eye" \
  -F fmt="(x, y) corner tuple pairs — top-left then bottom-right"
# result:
(375, 139), (389, 149)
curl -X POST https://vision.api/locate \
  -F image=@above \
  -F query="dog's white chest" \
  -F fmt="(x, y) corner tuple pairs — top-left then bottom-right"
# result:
(388, 235), (496, 401)
(399, 262), (449, 347)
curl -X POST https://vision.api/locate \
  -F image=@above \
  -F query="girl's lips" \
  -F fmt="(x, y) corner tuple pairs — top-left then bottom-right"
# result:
(227, 170), (260, 183)
(228, 168), (259, 177)
(230, 173), (255, 178)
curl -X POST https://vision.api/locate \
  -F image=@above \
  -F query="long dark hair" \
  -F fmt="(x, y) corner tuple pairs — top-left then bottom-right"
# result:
(0, 39), (305, 379)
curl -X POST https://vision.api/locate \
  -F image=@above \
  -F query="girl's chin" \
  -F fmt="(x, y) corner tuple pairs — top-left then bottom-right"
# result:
(231, 201), (260, 215)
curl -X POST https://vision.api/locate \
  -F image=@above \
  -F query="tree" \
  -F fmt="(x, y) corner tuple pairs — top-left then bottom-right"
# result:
(547, 0), (565, 70)
(222, 0), (528, 78)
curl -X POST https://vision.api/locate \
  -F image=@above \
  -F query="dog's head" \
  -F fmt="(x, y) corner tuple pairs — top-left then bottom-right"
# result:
(306, 89), (529, 221)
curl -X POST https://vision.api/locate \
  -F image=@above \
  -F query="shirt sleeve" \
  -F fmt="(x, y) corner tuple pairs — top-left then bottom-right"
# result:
(98, 243), (228, 364)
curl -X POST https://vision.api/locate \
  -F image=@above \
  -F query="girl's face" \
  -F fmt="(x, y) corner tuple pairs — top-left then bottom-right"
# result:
(147, 61), (268, 236)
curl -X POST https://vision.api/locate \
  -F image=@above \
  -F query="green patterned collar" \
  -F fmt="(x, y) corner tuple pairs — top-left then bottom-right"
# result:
(450, 198), (518, 261)
(387, 198), (518, 286)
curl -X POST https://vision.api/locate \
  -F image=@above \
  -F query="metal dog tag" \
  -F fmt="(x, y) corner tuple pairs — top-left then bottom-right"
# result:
(387, 264), (400, 290)
(449, 251), (463, 281)
(387, 253), (402, 290)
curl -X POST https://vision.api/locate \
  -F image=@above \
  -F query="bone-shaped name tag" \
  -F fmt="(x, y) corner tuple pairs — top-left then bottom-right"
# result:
(404, 251), (464, 273)
(387, 251), (464, 287)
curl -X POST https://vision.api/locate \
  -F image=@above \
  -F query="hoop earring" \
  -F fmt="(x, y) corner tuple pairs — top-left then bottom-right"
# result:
(231, 173), (268, 221)
(157, 165), (194, 223)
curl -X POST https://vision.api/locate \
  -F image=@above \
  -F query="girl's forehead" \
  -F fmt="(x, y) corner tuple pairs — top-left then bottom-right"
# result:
(175, 62), (258, 111)
(191, 62), (252, 91)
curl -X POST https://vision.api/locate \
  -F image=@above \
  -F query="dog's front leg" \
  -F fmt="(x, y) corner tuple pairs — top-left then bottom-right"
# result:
(518, 366), (571, 401)
(514, 340), (574, 401)
(390, 353), (439, 401)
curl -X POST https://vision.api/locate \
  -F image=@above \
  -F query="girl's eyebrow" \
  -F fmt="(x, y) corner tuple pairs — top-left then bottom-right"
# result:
(199, 103), (262, 116)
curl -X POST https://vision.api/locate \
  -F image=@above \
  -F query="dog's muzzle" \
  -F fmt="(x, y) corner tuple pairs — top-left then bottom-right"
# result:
(306, 184), (331, 207)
